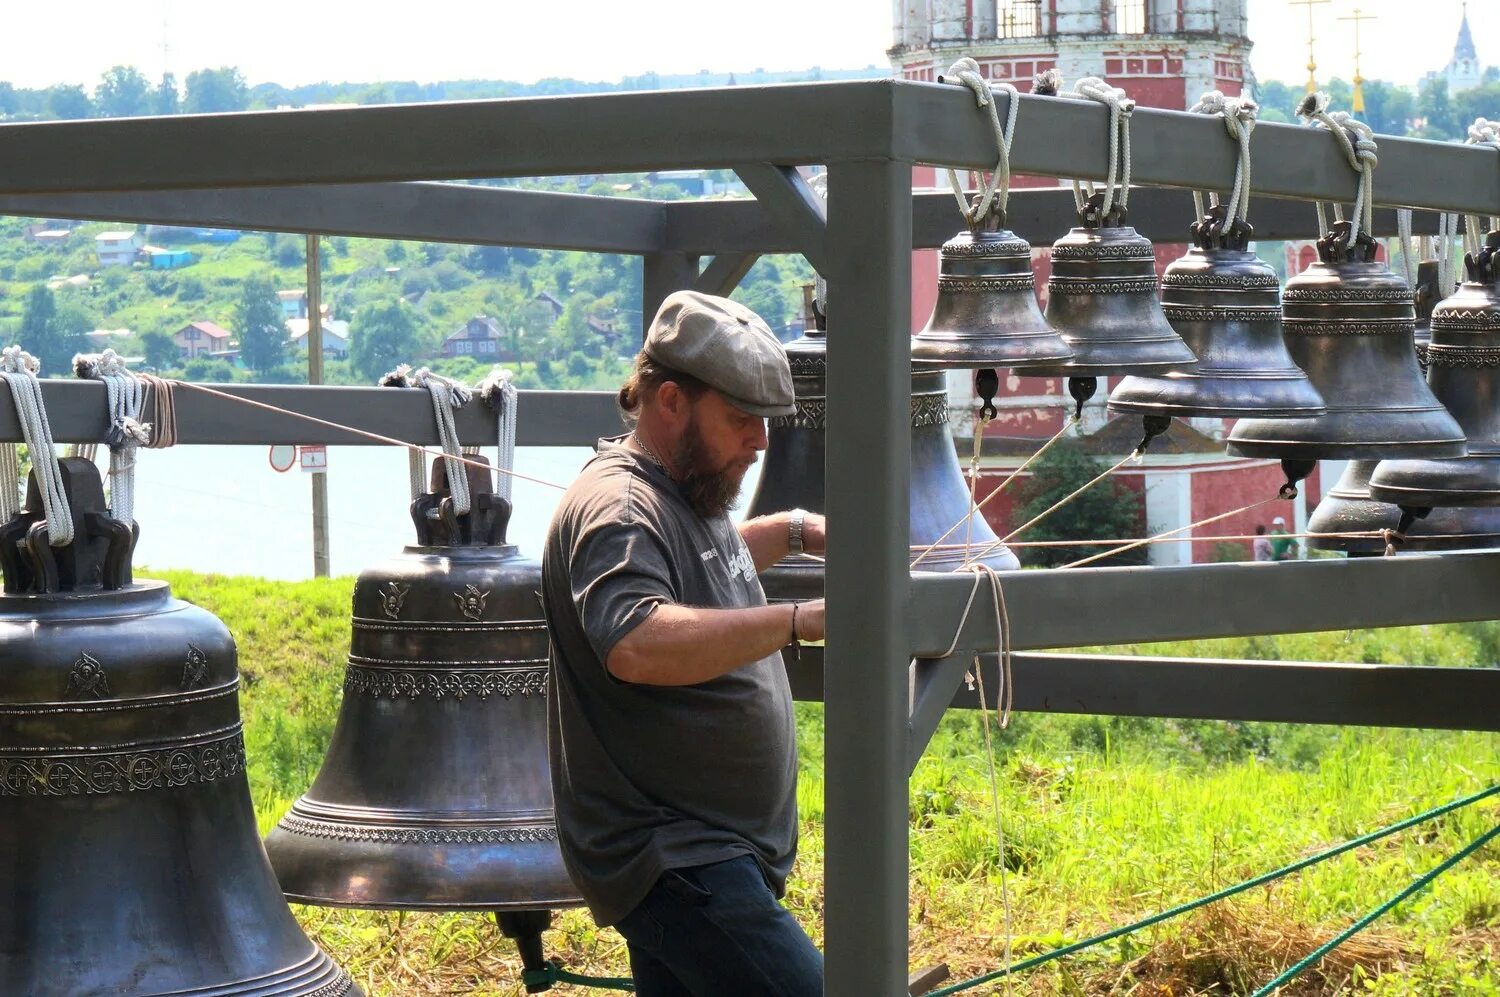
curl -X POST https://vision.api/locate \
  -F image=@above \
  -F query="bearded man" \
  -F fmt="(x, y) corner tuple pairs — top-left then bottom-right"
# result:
(541, 291), (828, 996)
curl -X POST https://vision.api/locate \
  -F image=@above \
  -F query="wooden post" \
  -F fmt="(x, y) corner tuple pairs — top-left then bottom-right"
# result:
(306, 233), (330, 578)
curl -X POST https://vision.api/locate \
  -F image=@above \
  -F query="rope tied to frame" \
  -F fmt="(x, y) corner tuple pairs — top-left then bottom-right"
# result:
(1188, 90), (1258, 231)
(1297, 92), (1378, 247)
(73, 349), (150, 526)
(477, 366), (519, 504)
(0, 346), (72, 545)
(940, 58), (1021, 226)
(1069, 77), (1135, 221)
(0, 436), (17, 521)
(382, 363), (474, 514)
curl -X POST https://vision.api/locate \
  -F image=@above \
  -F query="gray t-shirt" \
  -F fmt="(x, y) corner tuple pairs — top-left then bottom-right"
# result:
(541, 438), (797, 927)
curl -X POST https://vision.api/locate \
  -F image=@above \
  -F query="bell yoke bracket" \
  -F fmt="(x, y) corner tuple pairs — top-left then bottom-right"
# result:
(1077, 190), (1128, 230)
(1190, 203), (1253, 253)
(0, 457), (134, 596)
(1317, 220), (1378, 265)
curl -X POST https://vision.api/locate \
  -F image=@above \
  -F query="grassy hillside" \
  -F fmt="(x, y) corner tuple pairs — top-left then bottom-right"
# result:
(140, 568), (1500, 995)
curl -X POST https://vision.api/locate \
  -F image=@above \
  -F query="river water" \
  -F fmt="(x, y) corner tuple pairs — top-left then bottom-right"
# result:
(128, 444), (764, 579)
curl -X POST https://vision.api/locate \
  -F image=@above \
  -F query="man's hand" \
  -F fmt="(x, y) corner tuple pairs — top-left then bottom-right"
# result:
(794, 598), (826, 642)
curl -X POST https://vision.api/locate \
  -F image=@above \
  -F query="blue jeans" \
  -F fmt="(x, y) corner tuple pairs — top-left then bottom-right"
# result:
(615, 855), (824, 996)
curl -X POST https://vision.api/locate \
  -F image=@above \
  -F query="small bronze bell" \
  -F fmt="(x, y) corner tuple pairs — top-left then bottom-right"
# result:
(1, 459), (356, 996)
(1108, 211), (1325, 420)
(747, 312), (1019, 601)
(911, 209), (1073, 372)
(1028, 196), (1198, 416)
(264, 457), (580, 974)
(1369, 231), (1500, 511)
(1308, 460), (1500, 553)
(1228, 222), (1466, 460)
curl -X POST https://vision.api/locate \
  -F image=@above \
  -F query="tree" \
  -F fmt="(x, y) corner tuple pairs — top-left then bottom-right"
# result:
(95, 66), (151, 118)
(349, 300), (424, 381)
(1010, 439), (1147, 567)
(184, 67), (249, 114)
(235, 276), (287, 373)
(141, 330), (179, 370)
(153, 73), (180, 115)
(45, 84), (92, 120)
(16, 285), (88, 377)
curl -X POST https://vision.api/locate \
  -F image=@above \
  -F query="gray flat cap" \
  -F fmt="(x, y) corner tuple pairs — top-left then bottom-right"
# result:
(644, 290), (796, 417)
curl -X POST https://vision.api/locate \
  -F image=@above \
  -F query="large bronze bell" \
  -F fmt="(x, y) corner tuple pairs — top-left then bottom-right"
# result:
(1369, 232), (1500, 512)
(0, 459), (356, 996)
(1308, 460), (1500, 553)
(264, 458), (580, 967)
(1028, 197), (1198, 408)
(911, 210), (1073, 372)
(1108, 212), (1325, 420)
(746, 314), (1019, 601)
(1229, 223), (1466, 460)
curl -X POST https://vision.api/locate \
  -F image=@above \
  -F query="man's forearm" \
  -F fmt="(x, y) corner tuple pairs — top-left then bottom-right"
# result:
(606, 602), (796, 686)
(738, 512), (792, 572)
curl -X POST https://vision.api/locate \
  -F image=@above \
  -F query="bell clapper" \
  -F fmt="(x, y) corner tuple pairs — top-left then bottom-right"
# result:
(1132, 415), (1174, 457)
(495, 910), (556, 994)
(1278, 459), (1318, 501)
(1067, 377), (1097, 423)
(974, 368), (1000, 421)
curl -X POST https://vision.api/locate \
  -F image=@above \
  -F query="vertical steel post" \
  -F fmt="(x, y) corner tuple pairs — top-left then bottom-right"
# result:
(823, 160), (913, 993)
(306, 233), (330, 579)
(641, 252), (699, 339)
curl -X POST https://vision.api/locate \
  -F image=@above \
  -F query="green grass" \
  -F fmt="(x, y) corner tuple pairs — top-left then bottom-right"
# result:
(146, 568), (1500, 995)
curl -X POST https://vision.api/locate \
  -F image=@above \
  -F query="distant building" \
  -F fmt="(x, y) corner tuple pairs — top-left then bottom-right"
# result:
(287, 317), (350, 358)
(533, 291), (564, 322)
(1424, 4), (1483, 96)
(95, 230), (144, 267)
(145, 247), (194, 270)
(25, 225), (71, 245)
(84, 329), (132, 348)
(173, 320), (233, 359)
(277, 289), (309, 320)
(441, 315), (513, 360)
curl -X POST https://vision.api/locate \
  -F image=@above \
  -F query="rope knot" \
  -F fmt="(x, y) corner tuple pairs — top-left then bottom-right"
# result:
(0, 346), (40, 376)
(410, 367), (473, 407)
(116, 416), (153, 448)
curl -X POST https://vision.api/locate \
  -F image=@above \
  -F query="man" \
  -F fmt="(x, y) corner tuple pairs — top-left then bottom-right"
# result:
(1269, 515), (1296, 561)
(542, 290), (827, 996)
(1252, 524), (1273, 562)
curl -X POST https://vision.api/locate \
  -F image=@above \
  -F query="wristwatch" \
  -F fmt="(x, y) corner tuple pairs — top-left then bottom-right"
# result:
(788, 508), (807, 557)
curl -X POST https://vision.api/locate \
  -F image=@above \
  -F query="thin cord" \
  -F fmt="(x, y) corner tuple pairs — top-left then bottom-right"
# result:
(1063, 493), (1284, 569)
(167, 379), (568, 491)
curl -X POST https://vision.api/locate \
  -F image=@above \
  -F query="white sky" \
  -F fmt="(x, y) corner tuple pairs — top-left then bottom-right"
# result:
(0, 1), (1489, 93)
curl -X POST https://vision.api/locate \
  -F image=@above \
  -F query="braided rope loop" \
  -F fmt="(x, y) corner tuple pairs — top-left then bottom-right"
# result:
(0, 346), (72, 545)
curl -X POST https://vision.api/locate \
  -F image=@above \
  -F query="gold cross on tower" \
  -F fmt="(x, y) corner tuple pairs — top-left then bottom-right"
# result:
(1338, 6), (1378, 113)
(1290, 0), (1332, 95)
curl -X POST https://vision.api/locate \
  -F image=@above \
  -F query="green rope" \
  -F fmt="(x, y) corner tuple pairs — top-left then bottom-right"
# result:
(521, 959), (635, 992)
(927, 783), (1499, 997)
(1249, 822), (1500, 996)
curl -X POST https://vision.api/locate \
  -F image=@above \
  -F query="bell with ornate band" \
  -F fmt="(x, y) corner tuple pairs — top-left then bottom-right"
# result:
(0, 457), (356, 996)
(265, 453), (582, 977)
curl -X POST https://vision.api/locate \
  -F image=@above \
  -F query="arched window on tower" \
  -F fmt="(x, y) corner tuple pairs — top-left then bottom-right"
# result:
(998, 0), (1042, 39)
(1111, 0), (1148, 34)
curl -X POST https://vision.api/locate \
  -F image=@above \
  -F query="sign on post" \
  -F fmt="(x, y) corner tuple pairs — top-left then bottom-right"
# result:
(299, 445), (329, 474)
(268, 445), (297, 473)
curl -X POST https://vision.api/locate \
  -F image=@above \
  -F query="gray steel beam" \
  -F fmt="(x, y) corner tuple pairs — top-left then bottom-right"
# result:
(0, 183), (666, 254)
(823, 160), (912, 995)
(0, 83), (895, 193)
(641, 253), (700, 337)
(733, 164), (829, 274)
(892, 81), (1500, 215)
(907, 552), (1500, 657)
(666, 187), (1451, 256)
(694, 253), (759, 296)
(0, 382), (621, 447)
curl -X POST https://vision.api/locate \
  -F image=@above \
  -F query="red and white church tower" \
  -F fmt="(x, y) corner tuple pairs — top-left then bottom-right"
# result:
(888, 3), (1305, 565)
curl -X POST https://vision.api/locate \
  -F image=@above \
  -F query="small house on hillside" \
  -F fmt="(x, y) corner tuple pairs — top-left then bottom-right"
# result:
(288, 318), (350, 358)
(441, 315), (513, 360)
(95, 230), (144, 267)
(533, 292), (564, 322)
(146, 247), (194, 270)
(277, 289), (309, 320)
(174, 321), (233, 359)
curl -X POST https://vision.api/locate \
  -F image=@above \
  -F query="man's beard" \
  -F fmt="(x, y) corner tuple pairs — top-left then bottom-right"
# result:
(672, 418), (749, 519)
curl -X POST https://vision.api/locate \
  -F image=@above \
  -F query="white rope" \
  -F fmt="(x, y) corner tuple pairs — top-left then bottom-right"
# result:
(1396, 209), (1416, 289)
(1436, 213), (1460, 295)
(941, 58), (1021, 225)
(1189, 90), (1258, 230)
(0, 347), (71, 545)
(406, 366), (473, 515)
(1298, 93), (1378, 246)
(809, 172), (830, 318)
(478, 366), (519, 504)
(74, 349), (149, 526)
(1070, 77), (1135, 219)
(0, 441), (17, 521)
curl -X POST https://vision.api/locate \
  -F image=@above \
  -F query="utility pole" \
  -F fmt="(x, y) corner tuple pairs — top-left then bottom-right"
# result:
(306, 233), (330, 578)
(1290, 0), (1331, 95)
(1338, 6), (1377, 114)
